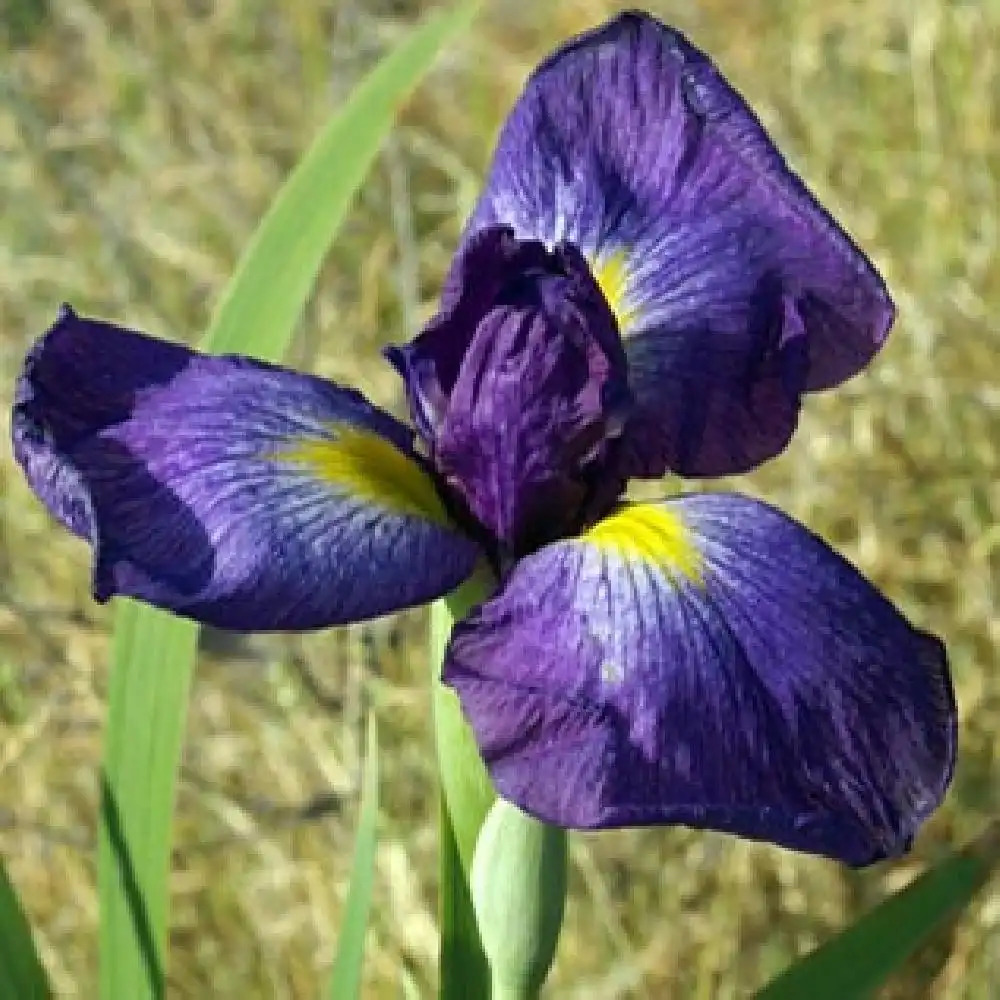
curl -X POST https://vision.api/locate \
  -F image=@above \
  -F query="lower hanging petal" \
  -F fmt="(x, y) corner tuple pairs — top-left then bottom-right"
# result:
(443, 495), (955, 865)
(12, 308), (481, 629)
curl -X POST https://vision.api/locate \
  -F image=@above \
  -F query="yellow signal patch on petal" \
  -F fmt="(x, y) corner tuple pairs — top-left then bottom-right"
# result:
(275, 424), (450, 525)
(585, 503), (703, 584)
(592, 249), (640, 332)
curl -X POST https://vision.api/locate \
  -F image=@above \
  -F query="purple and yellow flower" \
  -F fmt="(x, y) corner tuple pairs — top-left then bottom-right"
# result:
(12, 13), (954, 866)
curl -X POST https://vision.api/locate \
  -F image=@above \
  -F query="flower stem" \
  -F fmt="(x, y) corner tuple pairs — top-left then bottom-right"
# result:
(430, 565), (497, 999)
(438, 794), (489, 999)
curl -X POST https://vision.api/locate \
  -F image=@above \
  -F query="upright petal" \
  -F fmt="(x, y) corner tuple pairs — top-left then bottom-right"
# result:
(444, 496), (955, 865)
(388, 228), (631, 553)
(13, 308), (481, 629)
(464, 12), (894, 475)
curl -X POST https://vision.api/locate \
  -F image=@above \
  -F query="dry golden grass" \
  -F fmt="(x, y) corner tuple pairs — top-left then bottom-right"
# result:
(0, 0), (997, 996)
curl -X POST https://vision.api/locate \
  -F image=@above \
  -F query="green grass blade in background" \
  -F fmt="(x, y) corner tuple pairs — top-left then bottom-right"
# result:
(755, 823), (1000, 1000)
(0, 858), (51, 999)
(328, 716), (379, 1000)
(97, 5), (481, 999)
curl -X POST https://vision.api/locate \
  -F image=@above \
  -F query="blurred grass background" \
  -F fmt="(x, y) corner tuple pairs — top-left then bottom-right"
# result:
(0, 0), (997, 996)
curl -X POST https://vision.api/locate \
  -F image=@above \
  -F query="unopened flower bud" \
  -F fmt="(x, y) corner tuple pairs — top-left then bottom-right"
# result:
(470, 799), (567, 999)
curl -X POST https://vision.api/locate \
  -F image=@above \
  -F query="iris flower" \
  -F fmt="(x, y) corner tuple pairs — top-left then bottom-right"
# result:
(12, 12), (954, 866)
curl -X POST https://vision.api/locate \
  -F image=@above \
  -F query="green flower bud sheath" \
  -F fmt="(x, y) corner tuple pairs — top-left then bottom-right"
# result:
(471, 800), (568, 1000)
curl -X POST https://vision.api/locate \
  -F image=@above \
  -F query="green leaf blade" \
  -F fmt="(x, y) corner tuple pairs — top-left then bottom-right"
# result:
(755, 824), (1000, 1000)
(99, 609), (198, 1000)
(96, 6), (481, 998)
(328, 716), (380, 1000)
(0, 857), (51, 1000)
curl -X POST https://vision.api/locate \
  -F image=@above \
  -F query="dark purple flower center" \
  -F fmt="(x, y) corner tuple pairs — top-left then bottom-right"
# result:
(387, 226), (632, 557)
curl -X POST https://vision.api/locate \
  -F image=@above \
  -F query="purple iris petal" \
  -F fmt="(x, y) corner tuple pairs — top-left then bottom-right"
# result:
(388, 226), (631, 552)
(13, 307), (481, 629)
(443, 494), (955, 865)
(463, 11), (894, 476)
